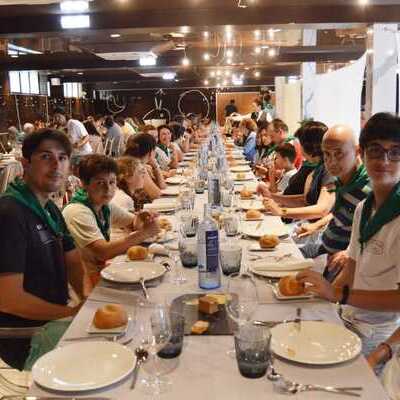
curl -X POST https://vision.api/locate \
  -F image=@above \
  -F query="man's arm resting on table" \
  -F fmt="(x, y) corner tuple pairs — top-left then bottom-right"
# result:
(64, 249), (92, 300)
(0, 274), (79, 321)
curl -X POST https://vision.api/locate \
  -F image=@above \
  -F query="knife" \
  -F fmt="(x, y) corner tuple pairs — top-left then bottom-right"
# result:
(253, 319), (322, 328)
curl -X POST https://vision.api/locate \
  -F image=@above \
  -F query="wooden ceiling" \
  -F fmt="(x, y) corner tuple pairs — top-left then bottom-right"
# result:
(0, 0), (398, 90)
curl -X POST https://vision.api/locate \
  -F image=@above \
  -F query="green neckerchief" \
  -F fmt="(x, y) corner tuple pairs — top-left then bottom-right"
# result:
(2, 177), (65, 237)
(157, 143), (170, 157)
(266, 135), (296, 157)
(302, 160), (321, 169)
(359, 181), (400, 252)
(70, 188), (111, 241)
(329, 164), (370, 211)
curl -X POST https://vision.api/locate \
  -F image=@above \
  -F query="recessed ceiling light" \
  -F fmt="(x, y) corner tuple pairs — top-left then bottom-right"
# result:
(139, 55), (157, 66)
(110, 33), (121, 38)
(223, 80), (228, 86)
(203, 53), (210, 61)
(254, 30), (261, 38)
(268, 48), (276, 57)
(60, 1), (88, 13)
(216, 70), (222, 76)
(254, 47), (261, 54)
(210, 71), (216, 77)
(181, 26), (190, 34)
(359, 0), (368, 5)
(77, 72), (83, 75)
(225, 71), (231, 77)
(60, 14), (90, 29)
(182, 57), (190, 66)
(254, 71), (260, 78)
(163, 72), (176, 80)
(227, 58), (232, 65)
(203, 31), (209, 39)
(204, 79), (209, 85)
(226, 49), (233, 58)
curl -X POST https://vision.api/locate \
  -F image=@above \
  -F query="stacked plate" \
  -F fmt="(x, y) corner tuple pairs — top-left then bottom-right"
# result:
(249, 257), (314, 279)
(144, 198), (177, 212)
(101, 261), (166, 283)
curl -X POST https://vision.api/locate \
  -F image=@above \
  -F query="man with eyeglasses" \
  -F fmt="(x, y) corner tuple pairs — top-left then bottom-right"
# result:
(297, 125), (371, 279)
(297, 113), (400, 358)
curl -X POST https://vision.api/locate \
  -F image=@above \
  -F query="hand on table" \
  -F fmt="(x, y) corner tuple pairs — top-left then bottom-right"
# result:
(263, 198), (282, 216)
(256, 182), (271, 198)
(295, 222), (320, 238)
(142, 218), (161, 238)
(296, 270), (338, 302)
(326, 250), (348, 272)
(133, 210), (159, 230)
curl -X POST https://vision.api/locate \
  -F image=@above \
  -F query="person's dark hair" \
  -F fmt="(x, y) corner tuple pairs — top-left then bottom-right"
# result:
(263, 91), (272, 104)
(253, 98), (263, 108)
(230, 99), (235, 104)
(104, 115), (114, 128)
(125, 133), (156, 158)
(72, 113), (84, 122)
(270, 118), (289, 133)
(240, 118), (258, 133)
(257, 120), (269, 132)
(359, 112), (400, 151)
(78, 154), (118, 185)
(142, 124), (156, 135)
(295, 121), (328, 158)
(115, 116), (125, 126)
(84, 121), (100, 136)
(53, 107), (65, 115)
(168, 122), (185, 141)
(275, 143), (296, 163)
(22, 128), (72, 160)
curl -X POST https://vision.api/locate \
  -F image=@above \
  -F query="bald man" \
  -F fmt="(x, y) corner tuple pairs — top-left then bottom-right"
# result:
(299, 125), (371, 278)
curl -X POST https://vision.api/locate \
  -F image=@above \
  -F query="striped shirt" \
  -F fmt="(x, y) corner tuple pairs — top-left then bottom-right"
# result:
(321, 180), (371, 254)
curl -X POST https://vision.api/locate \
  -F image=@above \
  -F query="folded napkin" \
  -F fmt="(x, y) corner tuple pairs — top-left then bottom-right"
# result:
(252, 258), (314, 272)
(382, 353), (400, 400)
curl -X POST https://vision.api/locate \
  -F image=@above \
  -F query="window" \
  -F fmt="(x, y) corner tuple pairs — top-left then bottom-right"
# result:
(8, 70), (40, 95)
(63, 82), (83, 98)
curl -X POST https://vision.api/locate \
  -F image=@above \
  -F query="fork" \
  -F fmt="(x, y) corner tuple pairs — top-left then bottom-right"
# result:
(64, 331), (125, 342)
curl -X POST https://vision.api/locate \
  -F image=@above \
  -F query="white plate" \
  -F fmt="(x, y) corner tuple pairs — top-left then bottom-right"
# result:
(232, 173), (254, 181)
(230, 166), (251, 173)
(271, 321), (362, 365)
(166, 176), (187, 185)
(239, 199), (264, 211)
(142, 231), (175, 244)
(161, 187), (180, 196)
(101, 261), (166, 283)
(271, 285), (314, 301)
(241, 220), (288, 238)
(252, 257), (314, 272)
(144, 199), (177, 212)
(32, 342), (135, 392)
(249, 267), (297, 278)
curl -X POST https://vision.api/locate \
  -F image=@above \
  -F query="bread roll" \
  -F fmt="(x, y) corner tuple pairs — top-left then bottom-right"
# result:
(246, 209), (262, 220)
(240, 188), (253, 199)
(127, 245), (148, 261)
(191, 320), (210, 334)
(259, 234), (280, 249)
(278, 276), (305, 296)
(93, 304), (128, 329)
(159, 218), (172, 232)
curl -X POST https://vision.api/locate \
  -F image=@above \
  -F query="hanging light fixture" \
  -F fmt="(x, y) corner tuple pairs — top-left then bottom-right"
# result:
(237, 0), (248, 8)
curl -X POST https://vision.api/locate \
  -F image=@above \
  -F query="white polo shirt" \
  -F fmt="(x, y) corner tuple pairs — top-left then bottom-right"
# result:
(67, 119), (93, 156)
(346, 199), (400, 324)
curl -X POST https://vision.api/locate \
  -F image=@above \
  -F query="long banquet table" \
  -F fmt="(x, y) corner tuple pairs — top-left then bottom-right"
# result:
(29, 160), (389, 400)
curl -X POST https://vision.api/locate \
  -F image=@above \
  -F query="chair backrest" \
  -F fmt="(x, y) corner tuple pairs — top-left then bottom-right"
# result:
(104, 138), (115, 157)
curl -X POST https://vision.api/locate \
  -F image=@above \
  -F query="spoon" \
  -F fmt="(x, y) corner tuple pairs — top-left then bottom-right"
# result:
(130, 347), (149, 389)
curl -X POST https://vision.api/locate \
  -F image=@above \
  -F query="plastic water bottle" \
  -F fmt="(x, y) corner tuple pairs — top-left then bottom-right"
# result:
(197, 204), (221, 289)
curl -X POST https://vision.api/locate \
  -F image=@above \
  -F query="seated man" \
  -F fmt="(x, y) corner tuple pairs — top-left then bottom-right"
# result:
(0, 129), (90, 370)
(63, 154), (160, 285)
(298, 113), (400, 355)
(298, 125), (371, 278)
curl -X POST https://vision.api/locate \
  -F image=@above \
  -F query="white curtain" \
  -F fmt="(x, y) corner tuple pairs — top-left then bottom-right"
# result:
(313, 54), (366, 136)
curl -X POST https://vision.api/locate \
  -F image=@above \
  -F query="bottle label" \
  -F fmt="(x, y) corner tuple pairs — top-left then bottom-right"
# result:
(205, 230), (219, 272)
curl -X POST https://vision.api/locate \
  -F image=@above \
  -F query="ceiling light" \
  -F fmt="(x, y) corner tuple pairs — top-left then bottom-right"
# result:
(226, 49), (234, 58)
(227, 58), (232, 65)
(203, 31), (209, 39)
(162, 72), (176, 80)
(327, 67), (333, 73)
(203, 53), (210, 61)
(268, 48), (276, 57)
(216, 70), (222, 76)
(254, 71), (260, 78)
(232, 74), (243, 85)
(60, 0), (88, 13)
(237, 0), (248, 8)
(210, 71), (216, 77)
(268, 28), (275, 39)
(139, 54), (157, 66)
(204, 80), (209, 85)
(225, 70), (231, 77)
(225, 26), (233, 41)
(181, 26), (190, 34)
(182, 57), (190, 66)
(77, 72), (83, 75)
(60, 14), (90, 29)
(359, 0), (369, 5)
(367, 28), (373, 35)
(223, 80), (228, 86)
(367, 48), (374, 54)
(217, 83), (221, 88)
(288, 76), (299, 83)
(110, 33), (121, 38)
(254, 30), (261, 38)
(254, 47), (261, 54)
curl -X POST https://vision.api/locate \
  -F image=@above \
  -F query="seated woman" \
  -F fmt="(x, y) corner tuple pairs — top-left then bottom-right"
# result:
(84, 120), (104, 154)
(155, 125), (179, 172)
(125, 133), (167, 200)
(63, 154), (160, 284)
(259, 121), (336, 221)
(240, 118), (258, 162)
(253, 122), (272, 167)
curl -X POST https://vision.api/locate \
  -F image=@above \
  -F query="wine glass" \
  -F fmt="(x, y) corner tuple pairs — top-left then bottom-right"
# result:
(136, 304), (172, 395)
(225, 273), (259, 357)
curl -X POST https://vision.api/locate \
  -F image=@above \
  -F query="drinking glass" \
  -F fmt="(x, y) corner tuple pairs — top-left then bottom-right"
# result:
(223, 211), (240, 236)
(158, 312), (185, 359)
(225, 273), (259, 356)
(220, 240), (242, 275)
(234, 324), (271, 379)
(136, 304), (172, 395)
(178, 236), (198, 268)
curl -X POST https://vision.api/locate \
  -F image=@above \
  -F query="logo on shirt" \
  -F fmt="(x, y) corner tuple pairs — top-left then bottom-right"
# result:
(366, 239), (384, 255)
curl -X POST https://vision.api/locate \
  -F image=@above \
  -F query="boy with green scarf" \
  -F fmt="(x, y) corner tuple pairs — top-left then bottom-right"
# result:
(63, 154), (160, 284)
(298, 113), (400, 355)
(0, 129), (90, 370)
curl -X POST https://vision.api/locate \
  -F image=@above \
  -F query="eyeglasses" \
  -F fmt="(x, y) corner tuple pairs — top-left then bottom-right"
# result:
(365, 144), (400, 162)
